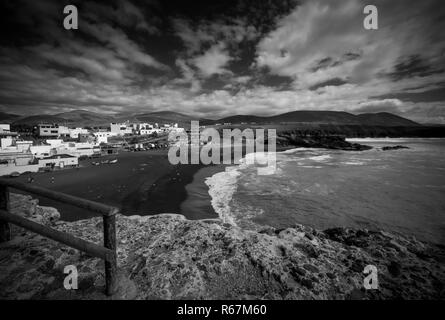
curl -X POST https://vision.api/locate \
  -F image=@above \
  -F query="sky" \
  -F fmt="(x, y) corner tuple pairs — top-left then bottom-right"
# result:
(0, 0), (444, 123)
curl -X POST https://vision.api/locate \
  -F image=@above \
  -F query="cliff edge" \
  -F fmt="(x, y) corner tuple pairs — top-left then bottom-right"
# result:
(0, 194), (444, 299)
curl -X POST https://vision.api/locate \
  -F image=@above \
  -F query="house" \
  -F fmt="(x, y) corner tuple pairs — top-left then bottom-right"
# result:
(69, 127), (89, 139)
(15, 140), (33, 152)
(0, 152), (39, 176)
(0, 124), (11, 132)
(38, 124), (69, 137)
(110, 122), (133, 136)
(94, 131), (116, 144)
(30, 145), (53, 159)
(38, 154), (78, 169)
(0, 124), (19, 149)
(140, 128), (163, 135)
(55, 142), (100, 158)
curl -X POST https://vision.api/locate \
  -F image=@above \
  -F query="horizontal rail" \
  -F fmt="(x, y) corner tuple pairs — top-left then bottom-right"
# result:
(0, 178), (118, 216)
(0, 209), (114, 262)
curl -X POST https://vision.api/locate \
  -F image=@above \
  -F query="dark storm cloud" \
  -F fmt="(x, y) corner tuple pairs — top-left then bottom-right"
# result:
(386, 55), (444, 81)
(374, 86), (445, 103)
(309, 78), (348, 91)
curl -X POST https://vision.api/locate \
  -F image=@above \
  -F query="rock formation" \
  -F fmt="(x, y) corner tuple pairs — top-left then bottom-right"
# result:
(277, 133), (372, 151)
(0, 194), (444, 299)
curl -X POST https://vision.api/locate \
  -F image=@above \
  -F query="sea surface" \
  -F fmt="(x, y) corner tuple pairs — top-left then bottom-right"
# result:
(201, 138), (445, 245)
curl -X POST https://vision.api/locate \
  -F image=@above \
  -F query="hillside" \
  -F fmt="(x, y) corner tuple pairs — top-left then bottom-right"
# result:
(12, 115), (70, 125)
(10, 110), (198, 127)
(55, 110), (114, 126)
(356, 112), (420, 126)
(114, 111), (199, 127)
(7, 109), (421, 129)
(0, 112), (20, 123)
(213, 111), (420, 127)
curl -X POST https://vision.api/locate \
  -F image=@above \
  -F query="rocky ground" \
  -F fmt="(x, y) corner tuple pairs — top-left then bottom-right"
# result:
(277, 133), (373, 151)
(0, 194), (444, 300)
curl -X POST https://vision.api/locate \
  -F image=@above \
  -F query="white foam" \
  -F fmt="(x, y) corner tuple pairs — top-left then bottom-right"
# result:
(308, 154), (332, 162)
(300, 166), (323, 168)
(205, 166), (241, 225)
(342, 161), (365, 166)
(282, 147), (318, 154)
(346, 138), (412, 143)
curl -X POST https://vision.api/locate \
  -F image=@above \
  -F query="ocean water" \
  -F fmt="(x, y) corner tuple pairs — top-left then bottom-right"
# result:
(204, 138), (445, 245)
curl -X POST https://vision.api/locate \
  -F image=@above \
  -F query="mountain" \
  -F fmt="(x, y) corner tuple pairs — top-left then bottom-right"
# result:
(270, 111), (358, 124)
(115, 111), (199, 126)
(0, 112), (20, 123)
(206, 115), (268, 124)
(355, 112), (420, 126)
(214, 111), (420, 127)
(12, 115), (70, 125)
(7, 109), (420, 128)
(55, 110), (114, 126)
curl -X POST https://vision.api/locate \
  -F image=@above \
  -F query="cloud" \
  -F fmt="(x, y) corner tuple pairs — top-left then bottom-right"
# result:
(255, 0), (445, 91)
(354, 99), (404, 113)
(192, 43), (233, 77)
(0, 0), (445, 124)
(82, 22), (169, 71)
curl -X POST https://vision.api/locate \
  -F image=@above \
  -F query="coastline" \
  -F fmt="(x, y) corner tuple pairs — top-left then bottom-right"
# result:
(8, 150), (218, 221)
(1, 193), (444, 300)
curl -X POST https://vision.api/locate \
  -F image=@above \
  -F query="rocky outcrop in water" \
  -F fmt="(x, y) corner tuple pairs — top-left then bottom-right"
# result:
(0, 195), (444, 299)
(277, 133), (372, 151)
(381, 145), (410, 151)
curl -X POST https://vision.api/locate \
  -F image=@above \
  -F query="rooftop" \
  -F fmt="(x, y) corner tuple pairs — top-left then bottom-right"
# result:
(42, 154), (77, 160)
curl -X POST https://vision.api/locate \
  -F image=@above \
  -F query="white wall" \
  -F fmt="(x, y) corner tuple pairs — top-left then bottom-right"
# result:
(0, 164), (40, 176)
(39, 156), (78, 168)
(30, 145), (53, 158)
(0, 124), (11, 132)
(0, 137), (13, 149)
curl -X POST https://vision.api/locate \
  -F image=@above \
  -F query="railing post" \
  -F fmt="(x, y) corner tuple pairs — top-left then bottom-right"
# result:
(103, 214), (117, 296)
(0, 185), (11, 243)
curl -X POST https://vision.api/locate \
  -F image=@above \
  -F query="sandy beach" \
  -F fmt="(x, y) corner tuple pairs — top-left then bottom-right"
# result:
(9, 150), (219, 221)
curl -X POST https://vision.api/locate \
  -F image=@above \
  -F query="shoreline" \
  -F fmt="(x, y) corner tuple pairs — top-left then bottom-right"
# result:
(8, 150), (215, 221)
(1, 194), (444, 299)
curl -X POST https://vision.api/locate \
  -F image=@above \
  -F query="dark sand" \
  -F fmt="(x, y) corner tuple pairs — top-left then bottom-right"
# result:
(11, 150), (219, 221)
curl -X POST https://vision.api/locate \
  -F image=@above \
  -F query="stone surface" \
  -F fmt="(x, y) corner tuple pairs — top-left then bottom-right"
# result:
(0, 195), (444, 300)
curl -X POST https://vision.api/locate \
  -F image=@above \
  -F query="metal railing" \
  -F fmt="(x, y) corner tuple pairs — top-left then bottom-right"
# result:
(0, 178), (118, 296)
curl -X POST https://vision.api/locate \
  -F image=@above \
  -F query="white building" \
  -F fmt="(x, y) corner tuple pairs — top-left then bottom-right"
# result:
(38, 124), (90, 139)
(0, 124), (11, 132)
(38, 124), (70, 137)
(93, 131), (116, 144)
(69, 127), (89, 139)
(110, 122), (133, 136)
(38, 154), (78, 169)
(30, 145), (53, 159)
(140, 128), (163, 135)
(15, 140), (33, 152)
(0, 124), (19, 149)
(54, 141), (100, 158)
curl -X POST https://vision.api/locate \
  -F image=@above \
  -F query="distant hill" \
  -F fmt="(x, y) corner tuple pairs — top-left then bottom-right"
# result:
(12, 115), (70, 125)
(55, 110), (114, 126)
(0, 112), (20, 123)
(213, 111), (420, 127)
(115, 111), (200, 127)
(355, 112), (419, 126)
(7, 109), (420, 128)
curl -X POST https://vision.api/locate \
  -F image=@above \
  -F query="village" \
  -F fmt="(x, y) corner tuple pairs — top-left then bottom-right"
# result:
(0, 121), (185, 177)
